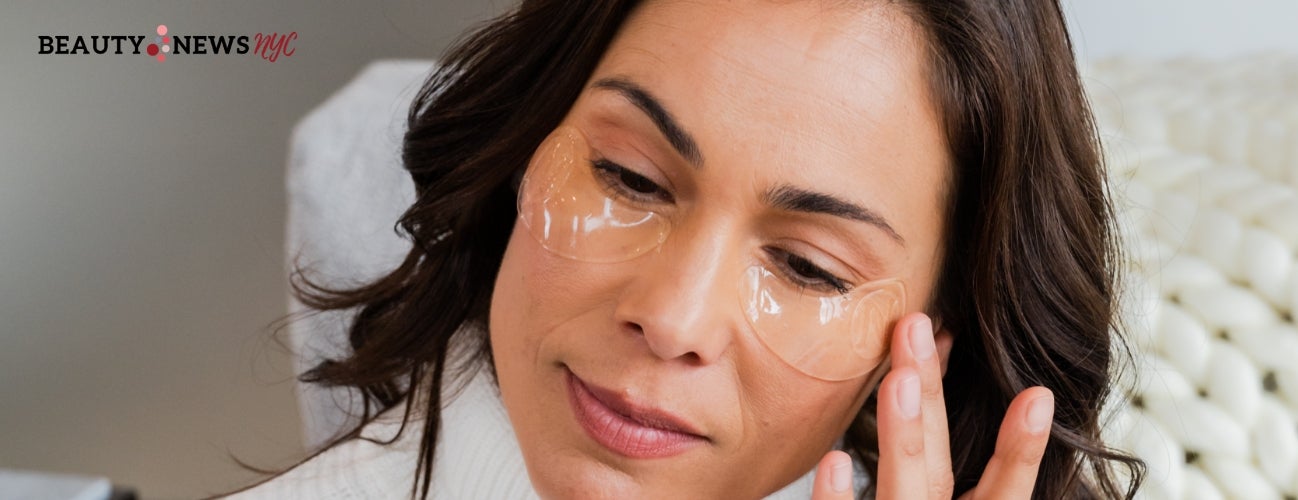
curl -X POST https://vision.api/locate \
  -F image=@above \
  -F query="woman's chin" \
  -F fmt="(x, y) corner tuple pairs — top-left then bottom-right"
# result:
(524, 461), (724, 500)
(525, 463), (637, 500)
(519, 445), (790, 500)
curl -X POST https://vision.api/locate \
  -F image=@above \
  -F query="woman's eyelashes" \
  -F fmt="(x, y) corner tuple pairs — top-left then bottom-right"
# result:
(591, 158), (675, 203)
(590, 156), (853, 296)
(766, 248), (852, 295)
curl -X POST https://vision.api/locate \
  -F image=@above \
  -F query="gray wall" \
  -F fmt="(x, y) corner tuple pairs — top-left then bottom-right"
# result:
(0, 1), (507, 498)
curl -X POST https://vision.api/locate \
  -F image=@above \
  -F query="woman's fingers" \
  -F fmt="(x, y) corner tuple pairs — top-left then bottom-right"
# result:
(887, 313), (954, 499)
(874, 365), (928, 500)
(810, 450), (856, 500)
(873, 315), (1049, 500)
(963, 386), (1054, 499)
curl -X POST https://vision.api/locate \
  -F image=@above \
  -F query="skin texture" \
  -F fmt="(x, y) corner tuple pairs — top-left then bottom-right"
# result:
(489, 1), (961, 498)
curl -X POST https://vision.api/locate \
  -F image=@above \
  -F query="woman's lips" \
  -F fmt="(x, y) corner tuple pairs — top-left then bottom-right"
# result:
(565, 368), (708, 458)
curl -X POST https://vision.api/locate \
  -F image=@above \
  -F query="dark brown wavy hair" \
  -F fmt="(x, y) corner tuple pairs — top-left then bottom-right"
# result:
(274, 0), (1146, 498)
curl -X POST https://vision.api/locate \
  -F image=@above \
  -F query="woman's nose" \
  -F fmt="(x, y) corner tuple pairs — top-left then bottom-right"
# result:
(612, 220), (739, 366)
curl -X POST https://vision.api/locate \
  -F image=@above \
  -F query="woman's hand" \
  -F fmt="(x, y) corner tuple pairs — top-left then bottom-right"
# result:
(811, 313), (1055, 499)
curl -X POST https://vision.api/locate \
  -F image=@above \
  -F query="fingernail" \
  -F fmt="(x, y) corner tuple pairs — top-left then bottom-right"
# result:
(831, 456), (852, 492)
(909, 316), (935, 361)
(897, 372), (920, 420)
(1026, 394), (1054, 434)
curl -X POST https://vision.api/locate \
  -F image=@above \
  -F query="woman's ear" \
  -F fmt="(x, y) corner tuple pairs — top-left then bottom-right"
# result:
(934, 326), (954, 377)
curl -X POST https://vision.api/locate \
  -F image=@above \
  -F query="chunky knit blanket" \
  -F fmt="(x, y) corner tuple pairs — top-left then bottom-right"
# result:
(1088, 55), (1298, 499)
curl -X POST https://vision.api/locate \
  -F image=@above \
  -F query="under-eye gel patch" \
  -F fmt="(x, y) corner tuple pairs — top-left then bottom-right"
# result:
(518, 125), (907, 381)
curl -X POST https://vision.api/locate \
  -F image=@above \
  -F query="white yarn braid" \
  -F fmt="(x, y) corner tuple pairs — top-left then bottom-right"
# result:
(1090, 54), (1298, 499)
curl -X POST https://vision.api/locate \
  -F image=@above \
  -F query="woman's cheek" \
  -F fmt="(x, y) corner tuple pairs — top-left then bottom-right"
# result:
(732, 353), (874, 483)
(496, 227), (572, 329)
(493, 224), (628, 370)
(518, 229), (623, 317)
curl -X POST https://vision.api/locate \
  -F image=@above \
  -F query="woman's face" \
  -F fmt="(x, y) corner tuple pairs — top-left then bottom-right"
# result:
(489, 1), (949, 498)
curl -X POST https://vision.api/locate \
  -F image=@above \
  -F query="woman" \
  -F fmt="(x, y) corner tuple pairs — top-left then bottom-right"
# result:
(235, 0), (1144, 498)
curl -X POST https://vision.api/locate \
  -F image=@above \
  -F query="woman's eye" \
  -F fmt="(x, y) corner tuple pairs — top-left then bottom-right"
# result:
(771, 248), (851, 295)
(592, 158), (674, 203)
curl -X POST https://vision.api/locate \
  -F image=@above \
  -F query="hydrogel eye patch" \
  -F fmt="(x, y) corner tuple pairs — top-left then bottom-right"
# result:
(517, 126), (906, 381)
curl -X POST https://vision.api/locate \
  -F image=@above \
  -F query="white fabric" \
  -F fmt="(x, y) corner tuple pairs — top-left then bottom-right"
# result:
(1090, 54), (1298, 499)
(228, 353), (534, 499)
(230, 335), (817, 499)
(284, 55), (1298, 498)
(284, 60), (425, 450)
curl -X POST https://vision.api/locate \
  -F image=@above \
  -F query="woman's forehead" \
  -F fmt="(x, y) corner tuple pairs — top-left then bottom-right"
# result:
(573, 0), (949, 259)
(586, 0), (943, 171)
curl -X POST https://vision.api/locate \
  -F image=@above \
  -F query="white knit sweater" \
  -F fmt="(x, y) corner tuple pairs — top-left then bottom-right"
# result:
(228, 359), (822, 499)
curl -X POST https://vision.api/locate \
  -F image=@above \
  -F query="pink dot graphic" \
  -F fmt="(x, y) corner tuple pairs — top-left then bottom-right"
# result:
(157, 24), (167, 36)
(157, 53), (166, 62)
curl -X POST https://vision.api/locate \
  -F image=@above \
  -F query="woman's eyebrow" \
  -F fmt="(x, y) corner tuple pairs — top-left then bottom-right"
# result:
(764, 185), (906, 247)
(590, 77), (704, 167)
(590, 77), (903, 247)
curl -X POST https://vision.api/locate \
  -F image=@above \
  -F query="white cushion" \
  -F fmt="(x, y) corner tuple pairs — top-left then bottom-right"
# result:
(284, 60), (431, 450)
